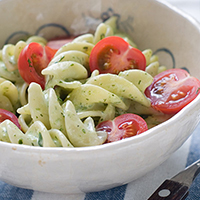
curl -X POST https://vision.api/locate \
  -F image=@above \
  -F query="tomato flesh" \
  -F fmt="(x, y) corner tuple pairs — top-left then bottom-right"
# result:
(18, 42), (56, 90)
(47, 36), (76, 50)
(145, 68), (200, 114)
(89, 36), (146, 74)
(96, 113), (148, 143)
(0, 109), (21, 129)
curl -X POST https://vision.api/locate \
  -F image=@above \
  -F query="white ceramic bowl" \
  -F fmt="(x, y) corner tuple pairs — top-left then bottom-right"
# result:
(0, 0), (200, 194)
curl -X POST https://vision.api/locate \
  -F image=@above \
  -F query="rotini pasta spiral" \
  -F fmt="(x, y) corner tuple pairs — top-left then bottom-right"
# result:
(15, 81), (29, 106)
(17, 82), (107, 147)
(0, 53), (23, 83)
(0, 78), (20, 113)
(64, 100), (107, 147)
(25, 36), (47, 45)
(1, 41), (26, 72)
(143, 49), (167, 77)
(0, 119), (73, 147)
(66, 69), (153, 125)
(86, 72), (151, 107)
(18, 82), (64, 131)
(42, 40), (91, 90)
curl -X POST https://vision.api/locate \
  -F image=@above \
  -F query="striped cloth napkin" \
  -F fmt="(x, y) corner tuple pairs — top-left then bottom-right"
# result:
(1, 0), (200, 199)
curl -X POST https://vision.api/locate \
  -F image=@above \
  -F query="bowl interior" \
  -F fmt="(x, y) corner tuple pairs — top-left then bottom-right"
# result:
(1, 0), (200, 79)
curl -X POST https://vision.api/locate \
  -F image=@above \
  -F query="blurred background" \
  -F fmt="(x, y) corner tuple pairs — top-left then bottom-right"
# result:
(164, 0), (200, 22)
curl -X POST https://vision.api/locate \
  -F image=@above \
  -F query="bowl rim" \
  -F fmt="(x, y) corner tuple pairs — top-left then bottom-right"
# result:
(156, 0), (200, 26)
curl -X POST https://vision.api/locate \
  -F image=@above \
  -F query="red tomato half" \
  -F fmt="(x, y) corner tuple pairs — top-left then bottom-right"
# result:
(0, 108), (21, 129)
(96, 113), (148, 143)
(18, 42), (56, 90)
(145, 68), (200, 114)
(47, 36), (75, 50)
(89, 36), (146, 74)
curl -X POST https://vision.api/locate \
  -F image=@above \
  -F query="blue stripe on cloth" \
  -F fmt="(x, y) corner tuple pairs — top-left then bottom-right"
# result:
(185, 122), (200, 200)
(0, 181), (33, 200)
(84, 184), (127, 200)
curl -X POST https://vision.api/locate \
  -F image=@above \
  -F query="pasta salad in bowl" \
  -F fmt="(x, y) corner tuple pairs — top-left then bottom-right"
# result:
(0, 0), (200, 194)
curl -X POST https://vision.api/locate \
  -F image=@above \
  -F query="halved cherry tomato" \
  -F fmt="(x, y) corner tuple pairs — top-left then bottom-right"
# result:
(96, 113), (148, 143)
(0, 108), (21, 129)
(89, 36), (146, 74)
(47, 36), (76, 50)
(18, 42), (57, 90)
(145, 68), (200, 114)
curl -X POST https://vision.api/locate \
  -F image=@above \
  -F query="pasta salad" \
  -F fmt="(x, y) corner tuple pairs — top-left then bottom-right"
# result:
(0, 17), (200, 147)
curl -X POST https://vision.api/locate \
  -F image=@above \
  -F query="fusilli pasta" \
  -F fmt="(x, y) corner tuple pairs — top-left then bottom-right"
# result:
(0, 17), (170, 147)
